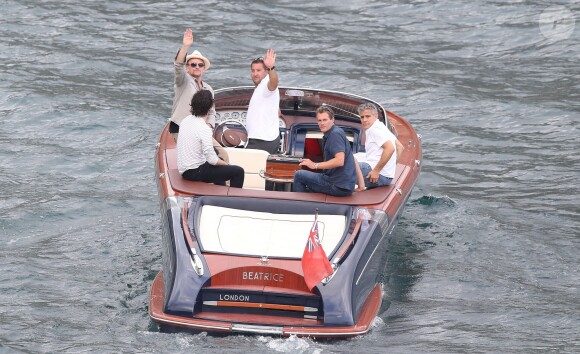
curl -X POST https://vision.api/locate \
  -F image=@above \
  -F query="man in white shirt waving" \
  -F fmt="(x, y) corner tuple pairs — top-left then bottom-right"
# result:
(245, 49), (280, 154)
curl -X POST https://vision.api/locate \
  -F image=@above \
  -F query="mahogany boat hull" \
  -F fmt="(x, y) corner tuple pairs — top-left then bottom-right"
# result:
(149, 87), (422, 338)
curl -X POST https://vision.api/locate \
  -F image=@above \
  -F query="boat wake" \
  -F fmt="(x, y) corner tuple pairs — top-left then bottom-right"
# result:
(260, 334), (315, 353)
(411, 194), (457, 208)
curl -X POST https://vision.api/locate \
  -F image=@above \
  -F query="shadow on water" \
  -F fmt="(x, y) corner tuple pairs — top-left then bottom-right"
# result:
(379, 194), (457, 314)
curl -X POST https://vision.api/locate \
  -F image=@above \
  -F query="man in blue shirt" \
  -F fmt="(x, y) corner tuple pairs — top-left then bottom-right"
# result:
(293, 106), (357, 196)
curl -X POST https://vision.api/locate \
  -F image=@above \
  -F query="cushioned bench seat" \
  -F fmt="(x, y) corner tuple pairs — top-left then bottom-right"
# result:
(223, 147), (269, 190)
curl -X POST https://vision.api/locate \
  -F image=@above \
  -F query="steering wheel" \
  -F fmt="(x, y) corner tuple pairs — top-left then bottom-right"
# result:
(213, 120), (248, 148)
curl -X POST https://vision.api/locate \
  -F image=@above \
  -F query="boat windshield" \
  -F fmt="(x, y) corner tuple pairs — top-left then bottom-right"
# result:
(215, 86), (388, 124)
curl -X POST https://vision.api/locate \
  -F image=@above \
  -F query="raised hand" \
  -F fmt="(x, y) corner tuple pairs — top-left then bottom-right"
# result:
(263, 48), (276, 69)
(183, 28), (195, 47)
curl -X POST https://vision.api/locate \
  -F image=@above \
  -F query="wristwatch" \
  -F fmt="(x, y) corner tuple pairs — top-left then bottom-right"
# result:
(314, 163), (319, 170)
(266, 66), (276, 71)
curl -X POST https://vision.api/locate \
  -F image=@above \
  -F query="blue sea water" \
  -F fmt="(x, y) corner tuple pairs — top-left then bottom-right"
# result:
(1, 1), (578, 353)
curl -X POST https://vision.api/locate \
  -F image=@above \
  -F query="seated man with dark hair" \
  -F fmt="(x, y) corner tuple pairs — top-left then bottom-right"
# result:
(292, 106), (357, 196)
(177, 90), (245, 188)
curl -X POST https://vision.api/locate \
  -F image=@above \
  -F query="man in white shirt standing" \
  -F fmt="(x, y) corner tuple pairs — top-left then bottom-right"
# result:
(245, 49), (280, 154)
(354, 103), (404, 190)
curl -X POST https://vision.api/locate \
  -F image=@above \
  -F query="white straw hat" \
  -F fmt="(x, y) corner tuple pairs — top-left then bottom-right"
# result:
(185, 50), (210, 70)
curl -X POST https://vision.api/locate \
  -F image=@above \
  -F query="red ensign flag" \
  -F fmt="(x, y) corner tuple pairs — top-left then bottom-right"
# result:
(301, 214), (334, 290)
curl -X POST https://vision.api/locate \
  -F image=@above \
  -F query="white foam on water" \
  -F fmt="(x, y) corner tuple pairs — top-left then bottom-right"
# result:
(260, 334), (315, 353)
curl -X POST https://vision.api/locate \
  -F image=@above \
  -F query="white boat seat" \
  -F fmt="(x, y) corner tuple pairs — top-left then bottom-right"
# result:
(224, 147), (269, 190)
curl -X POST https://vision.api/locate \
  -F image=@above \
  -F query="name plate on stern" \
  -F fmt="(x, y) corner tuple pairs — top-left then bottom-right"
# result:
(265, 155), (303, 180)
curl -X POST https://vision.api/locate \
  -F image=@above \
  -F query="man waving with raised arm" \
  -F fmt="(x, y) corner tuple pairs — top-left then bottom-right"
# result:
(245, 49), (281, 154)
(169, 28), (215, 142)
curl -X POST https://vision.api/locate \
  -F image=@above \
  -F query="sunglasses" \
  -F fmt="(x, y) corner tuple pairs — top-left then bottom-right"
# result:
(251, 57), (264, 64)
(189, 62), (205, 68)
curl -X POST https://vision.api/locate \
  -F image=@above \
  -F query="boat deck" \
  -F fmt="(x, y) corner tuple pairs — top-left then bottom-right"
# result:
(162, 141), (411, 209)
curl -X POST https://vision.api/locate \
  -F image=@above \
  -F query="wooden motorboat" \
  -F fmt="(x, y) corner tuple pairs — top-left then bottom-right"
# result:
(149, 86), (422, 337)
